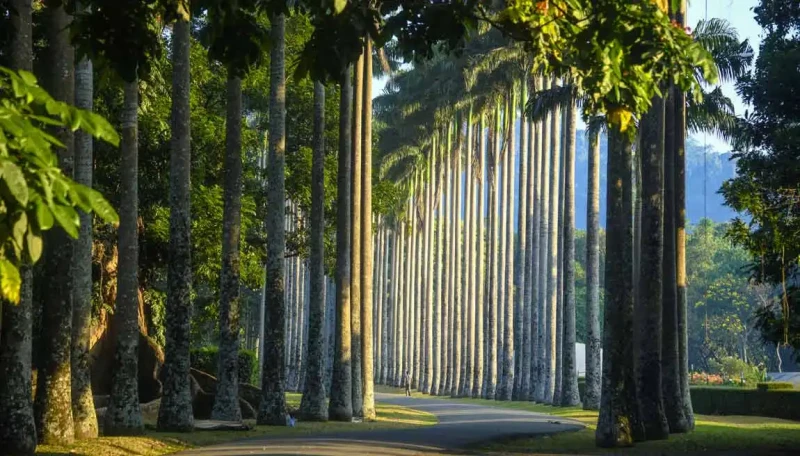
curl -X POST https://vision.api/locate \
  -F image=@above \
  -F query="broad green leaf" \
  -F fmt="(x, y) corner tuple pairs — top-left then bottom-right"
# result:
(0, 258), (21, 304)
(85, 186), (119, 224)
(34, 201), (54, 230)
(333, 0), (347, 14)
(18, 70), (37, 86)
(26, 229), (42, 263)
(51, 204), (79, 238)
(12, 211), (27, 251)
(2, 160), (28, 206)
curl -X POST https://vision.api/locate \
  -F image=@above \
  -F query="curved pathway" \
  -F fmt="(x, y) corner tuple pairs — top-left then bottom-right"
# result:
(180, 393), (583, 455)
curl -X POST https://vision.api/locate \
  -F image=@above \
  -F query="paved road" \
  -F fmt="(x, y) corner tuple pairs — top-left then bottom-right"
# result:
(180, 393), (583, 455)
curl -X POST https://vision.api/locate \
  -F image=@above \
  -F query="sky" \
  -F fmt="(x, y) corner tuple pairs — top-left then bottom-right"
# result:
(372, 0), (763, 154)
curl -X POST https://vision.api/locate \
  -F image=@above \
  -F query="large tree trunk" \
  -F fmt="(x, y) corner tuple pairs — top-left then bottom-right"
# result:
(0, 1), (36, 450)
(584, 128), (602, 411)
(432, 137), (444, 396)
(361, 41), (376, 420)
(662, 86), (688, 432)
(544, 78), (562, 405)
(413, 176), (423, 391)
(500, 91), (516, 401)
(561, 98), (580, 407)
(36, 1), (76, 444)
(158, 15), (194, 432)
(596, 125), (644, 448)
(535, 78), (552, 403)
(440, 131), (451, 396)
(350, 52), (364, 418)
(329, 65), (354, 421)
(473, 115), (486, 398)
(105, 80), (144, 436)
(71, 0), (98, 439)
(451, 124), (463, 398)
(527, 78), (541, 401)
(424, 139), (437, 395)
(258, 12), (288, 425)
(212, 76), (244, 422)
(462, 118), (475, 397)
(516, 80), (530, 401)
(636, 97), (670, 440)
(300, 81), (328, 421)
(486, 108), (500, 399)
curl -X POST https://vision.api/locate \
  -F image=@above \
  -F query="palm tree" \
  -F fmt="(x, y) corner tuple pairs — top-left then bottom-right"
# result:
(299, 81), (328, 421)
(451, 121), (463, 397)
(424, 138), (437, 395)
(515, 79), (530, 401)
(329, 64), (354, 421)
(595, 125), (644, 447)
(351, 50), (364, 418)
(71, 0), (98, 439)
(258, 11), (288, 425)
(584, 123), (602, 411)
(535, 77), (551, 403)
(486, 106), (501, 399)
(462, 116), (475, 398)
(433, 135), (445, 396)
(560, 97), (581, 407)
(527, 76), (543, 402)
(473, 113), (486, 398)
(361, 38), (376, 420)
(158, 11), (194, 431)
(0, 0), (37, 450)
(35, 1), (76, 444)
(500, 87), (516, 401)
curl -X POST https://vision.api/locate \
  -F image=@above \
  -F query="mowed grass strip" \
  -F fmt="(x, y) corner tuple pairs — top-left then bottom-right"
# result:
(36, 393), (437, 456)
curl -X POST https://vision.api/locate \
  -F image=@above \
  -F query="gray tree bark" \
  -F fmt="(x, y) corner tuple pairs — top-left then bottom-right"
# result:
(451, 126), (463, 398)
(329, 65), (354, 421)
(560, 99), (580, 407)
(516, 80), (530, 401)
(36, 1), (76, 444)
(350, 52), (364, 418)
(535, 78), (552, 403)
(432, 138), (444, 396)
(299, 81), (328, 421)
(501, 91), (516, 401)
(257, 12), (288, 425)
(212, 76), (244, 422)
(105, 79), (144, 437)
(158, 15), (194, 431)
(361, 41), (376, 420)
(596, 126), (645, 448)
(462, 119), (475, 398)
(584, 128), (602, 411)
(486, 108), (500, 399)
(71, 0), (98, 438)
(473, 115), (486, 398)
(544, 78), (562, 404)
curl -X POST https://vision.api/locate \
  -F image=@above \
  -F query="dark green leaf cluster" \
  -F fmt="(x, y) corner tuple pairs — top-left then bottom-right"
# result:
(0, 67), (119, 302)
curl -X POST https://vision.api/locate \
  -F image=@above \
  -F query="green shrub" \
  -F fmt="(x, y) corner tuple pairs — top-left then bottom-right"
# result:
(691, 386), (800, 421)
(708, 356), (763, 385)
(190, 346), (258, 386)
(757, 382), (794, 392)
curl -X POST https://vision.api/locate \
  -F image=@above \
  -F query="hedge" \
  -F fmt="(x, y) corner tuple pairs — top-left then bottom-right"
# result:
(190, 346), (258, 385)
(690, 386), (800, 421)
(756, 382), (794, 392)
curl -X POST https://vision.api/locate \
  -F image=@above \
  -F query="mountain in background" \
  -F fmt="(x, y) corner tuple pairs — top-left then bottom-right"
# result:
(572, 130), (738, 230)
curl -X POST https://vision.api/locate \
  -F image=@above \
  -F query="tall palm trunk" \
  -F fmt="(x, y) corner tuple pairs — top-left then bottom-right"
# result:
(158, 14), (194, 431)
(544, 78), (562, 404)
(330, 65), (354, 421)
(413, 177), (423, 390)
(361, 41), (376, 420)
(300, 81), (328, 421)
(462, 118), (475, 397)
(408, 191), (418, 388)
(424, 139), (437, 395)
(497, 110), (507, 386)
(350, 52), (364, 417)
(473, 114), (486, 398)
(526, 78), (541, 401)
(212, 75), (244, 421)
(258, 12), (288, 425)
(501, 90), (516, 401)
(560, 98), (580, 407)
(584, 128), (602, 411)
(36, 1), (76, 444)
(662, 86), (688, 431)
(433, 138), (445, 396)
(105, 79), (144, 436)
(71, 0), (98, 437)
(535, 77), (552, 403)
(376, 223), (385, 385)
(516, 80), (530, 401)
(486, 107), (501, 399)
(451, 124), (463, 398)
(596, 125), (644, 448)
(0, 1), (37, 450)
(440, 129), (452, 395)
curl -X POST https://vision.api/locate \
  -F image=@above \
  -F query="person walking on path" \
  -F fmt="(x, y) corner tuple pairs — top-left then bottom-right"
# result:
(404, 370), (412, 397)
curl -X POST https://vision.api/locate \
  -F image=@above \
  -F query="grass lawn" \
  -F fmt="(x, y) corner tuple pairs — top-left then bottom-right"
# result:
(377, 386), (800, 455)
(36, 393), (437, 456)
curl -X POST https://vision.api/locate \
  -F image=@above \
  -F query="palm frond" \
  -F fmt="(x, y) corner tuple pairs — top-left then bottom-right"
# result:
(525, 83), (577, 121)
(693, 18), (754, 84)
(687, 85), (737, 141)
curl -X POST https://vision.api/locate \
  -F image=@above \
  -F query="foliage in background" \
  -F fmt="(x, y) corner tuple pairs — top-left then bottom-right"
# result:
(190, 345), (259, 385)
(722, 0), (800, 360)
